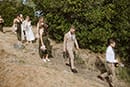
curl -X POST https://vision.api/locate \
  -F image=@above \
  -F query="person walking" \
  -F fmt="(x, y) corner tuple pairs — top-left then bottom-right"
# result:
(24, 16), (35, 43)
(37, 17), (51, 62)
(19, 14), (26, 42)
(13, 14), (22, 42)
(98, 38), (118, 87)
(63, 25), (79, 73)
(0, 15), (4, 33)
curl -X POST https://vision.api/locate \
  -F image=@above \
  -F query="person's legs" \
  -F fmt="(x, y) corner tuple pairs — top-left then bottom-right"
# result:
(98, 63), (117, 87)
(100, 72), (108, 79)
(45, 38), (52, 58)
(109, 64), (117, 87)
(65, 58), (70, 66)
(64, 50), (70, 66)
(42, 49), (50, 62)
(0, 24), (3, 32)
(42, 55), (47, 62)
(67, 49), (78, 73)
(17, 30), (23, 46)
(39, 41), (44, 60)
(99, 63), (111, 80)
(68, 49), (75, 69)
(103, 63), (116, 87)
(46, 54), (50, 61)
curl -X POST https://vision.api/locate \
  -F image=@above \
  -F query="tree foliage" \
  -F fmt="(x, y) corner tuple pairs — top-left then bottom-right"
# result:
(33, 0), (130, 62)
(0, 0), (130, 62)
(0, 0), (35, 26)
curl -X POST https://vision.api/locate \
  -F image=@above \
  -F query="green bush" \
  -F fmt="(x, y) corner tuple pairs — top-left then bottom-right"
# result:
(33, 0), (130, 63)
(0, 0), (129, 63)
(0, 0), (130, 83)
(0, 0), (35, 26)
(117, 67), (130, 83)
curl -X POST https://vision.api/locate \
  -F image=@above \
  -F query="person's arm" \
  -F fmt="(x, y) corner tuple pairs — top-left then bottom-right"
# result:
(13, 19), (17, 28)
(63, 34), (67, 52)
(13, 19), (16, 24)
(36, 23), (39, 34)
(74, 35), (79, 49)
(29, 21), (31, 25)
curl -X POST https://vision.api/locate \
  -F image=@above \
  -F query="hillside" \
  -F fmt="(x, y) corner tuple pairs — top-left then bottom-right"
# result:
(0, 27), (129, 87)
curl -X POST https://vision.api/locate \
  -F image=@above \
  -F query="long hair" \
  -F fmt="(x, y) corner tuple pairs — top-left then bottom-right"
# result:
(38, 16), (44, 23)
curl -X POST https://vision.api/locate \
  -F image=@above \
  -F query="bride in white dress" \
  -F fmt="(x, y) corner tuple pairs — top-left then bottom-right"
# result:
(24, 16), (35, 43)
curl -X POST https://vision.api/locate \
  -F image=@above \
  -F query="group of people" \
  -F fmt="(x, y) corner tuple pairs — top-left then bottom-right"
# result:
(63, 26), (122, 87)
(12, 14), (52, 63)
(12, 14), (35, 44)
(11, 14), (82, 73)
(0, 14), (122, 87)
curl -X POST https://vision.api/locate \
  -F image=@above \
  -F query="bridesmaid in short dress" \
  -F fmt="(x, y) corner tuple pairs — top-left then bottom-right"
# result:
(37, 17), (52, 62)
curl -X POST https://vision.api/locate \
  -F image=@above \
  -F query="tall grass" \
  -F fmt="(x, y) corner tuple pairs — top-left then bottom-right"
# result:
(117, 67), (130, 83)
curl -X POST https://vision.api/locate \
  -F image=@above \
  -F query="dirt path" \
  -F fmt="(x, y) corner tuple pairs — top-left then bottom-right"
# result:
(0, 27), (128, 87)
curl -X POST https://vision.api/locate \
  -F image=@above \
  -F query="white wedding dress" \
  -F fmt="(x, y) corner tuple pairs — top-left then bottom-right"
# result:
(24, 20), (35, 41)
(21, 21), (25, 41)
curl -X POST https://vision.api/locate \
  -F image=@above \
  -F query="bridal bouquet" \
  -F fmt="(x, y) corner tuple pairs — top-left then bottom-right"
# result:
(40, 45), (46, 51)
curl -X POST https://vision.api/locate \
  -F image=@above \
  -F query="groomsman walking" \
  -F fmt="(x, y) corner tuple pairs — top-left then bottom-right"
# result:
(63, 25), (79, 73)
(98, 38), (118, 87)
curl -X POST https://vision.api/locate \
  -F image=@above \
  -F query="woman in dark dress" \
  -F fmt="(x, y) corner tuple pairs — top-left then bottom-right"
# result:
(37, 17), (52, 62)
(13, 15), (22, 41)
(0, 15), (4, 32)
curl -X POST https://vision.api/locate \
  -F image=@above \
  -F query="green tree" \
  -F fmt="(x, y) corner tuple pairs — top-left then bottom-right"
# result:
(33, 0), (130, 63)
(0, 0), (35, 26)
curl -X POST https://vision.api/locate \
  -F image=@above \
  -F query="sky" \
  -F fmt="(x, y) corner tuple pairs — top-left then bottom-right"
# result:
(22, 0), (27, 4)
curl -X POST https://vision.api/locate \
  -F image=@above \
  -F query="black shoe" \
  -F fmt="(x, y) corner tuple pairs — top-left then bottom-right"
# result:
(109, 83), (114, 87)
(71, 68), (78, 73)
(97, 75), (104, 81)
(65, 63), (71, 67)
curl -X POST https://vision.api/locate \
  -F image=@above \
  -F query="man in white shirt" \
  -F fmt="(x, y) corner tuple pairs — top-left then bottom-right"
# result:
(98, 38), (118, 87)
